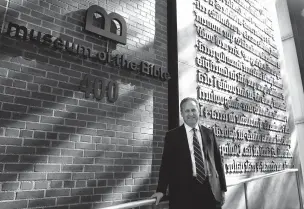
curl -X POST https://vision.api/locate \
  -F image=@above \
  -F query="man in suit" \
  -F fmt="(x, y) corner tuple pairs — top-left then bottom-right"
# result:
(151, 97), (227, 209)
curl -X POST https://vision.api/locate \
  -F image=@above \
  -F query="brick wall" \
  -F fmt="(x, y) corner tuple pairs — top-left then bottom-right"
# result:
(0, 0), (169, 208)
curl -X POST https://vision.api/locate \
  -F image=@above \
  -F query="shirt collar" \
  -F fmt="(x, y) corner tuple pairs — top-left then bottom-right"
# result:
(184, 123), (200, 133)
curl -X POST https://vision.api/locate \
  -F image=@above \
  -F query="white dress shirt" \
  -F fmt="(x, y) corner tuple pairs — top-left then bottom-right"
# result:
(184, 123), (208, 177)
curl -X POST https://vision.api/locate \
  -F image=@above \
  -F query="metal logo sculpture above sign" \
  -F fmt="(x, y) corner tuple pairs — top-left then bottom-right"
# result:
(85, 5), (127, 45)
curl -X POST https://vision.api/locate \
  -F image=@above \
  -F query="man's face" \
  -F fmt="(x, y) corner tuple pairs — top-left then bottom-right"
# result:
(181, 100), (199, 128)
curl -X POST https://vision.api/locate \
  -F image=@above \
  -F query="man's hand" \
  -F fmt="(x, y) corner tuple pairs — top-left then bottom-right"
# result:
(221, 191), (226, 206)
(151, 192), (164, 205)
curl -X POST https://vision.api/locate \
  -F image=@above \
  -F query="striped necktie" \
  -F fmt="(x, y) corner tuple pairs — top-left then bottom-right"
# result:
(192, 128), (206, 184)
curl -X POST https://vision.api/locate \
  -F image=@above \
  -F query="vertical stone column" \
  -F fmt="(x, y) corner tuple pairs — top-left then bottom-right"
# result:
(176, 1), (198, 125)
(275, 0), (304, 200)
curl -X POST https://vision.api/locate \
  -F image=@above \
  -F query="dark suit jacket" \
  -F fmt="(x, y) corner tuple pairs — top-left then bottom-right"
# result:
(156, 124), (227, 208)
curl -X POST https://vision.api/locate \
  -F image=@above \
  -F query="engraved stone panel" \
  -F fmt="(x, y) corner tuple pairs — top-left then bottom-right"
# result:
(178, 0), (293, 178)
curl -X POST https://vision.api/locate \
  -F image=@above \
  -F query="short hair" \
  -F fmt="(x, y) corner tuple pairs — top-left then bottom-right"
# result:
(180, 97), (199, 111)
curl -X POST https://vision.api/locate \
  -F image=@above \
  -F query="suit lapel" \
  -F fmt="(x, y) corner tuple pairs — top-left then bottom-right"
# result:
(199, 125), (211, 157)
(179, 124), (192, 166)
(199, 125), (219, 172)
(180, 124), (190, 153)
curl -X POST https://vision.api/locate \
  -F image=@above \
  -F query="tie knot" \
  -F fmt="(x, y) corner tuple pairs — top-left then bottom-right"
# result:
(192, 128), (197, 133)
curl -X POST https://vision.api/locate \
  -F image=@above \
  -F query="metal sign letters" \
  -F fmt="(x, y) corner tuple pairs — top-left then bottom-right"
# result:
(85, 5), (127, 45)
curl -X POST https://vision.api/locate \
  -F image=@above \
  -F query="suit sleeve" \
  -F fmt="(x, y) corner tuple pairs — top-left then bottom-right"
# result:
(213, 130), (227, 192)
(156, 132), (170, 194)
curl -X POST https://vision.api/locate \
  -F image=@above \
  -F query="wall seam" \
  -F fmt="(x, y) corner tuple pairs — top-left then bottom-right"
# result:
(282, 33), (294, 41)
(1, 0), (9, 34)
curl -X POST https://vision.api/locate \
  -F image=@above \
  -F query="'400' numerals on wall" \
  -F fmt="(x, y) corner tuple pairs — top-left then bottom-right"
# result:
(79, 74), (119, 103)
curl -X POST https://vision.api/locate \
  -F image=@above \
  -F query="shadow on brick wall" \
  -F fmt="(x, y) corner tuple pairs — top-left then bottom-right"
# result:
(0, 0), (169, 209)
